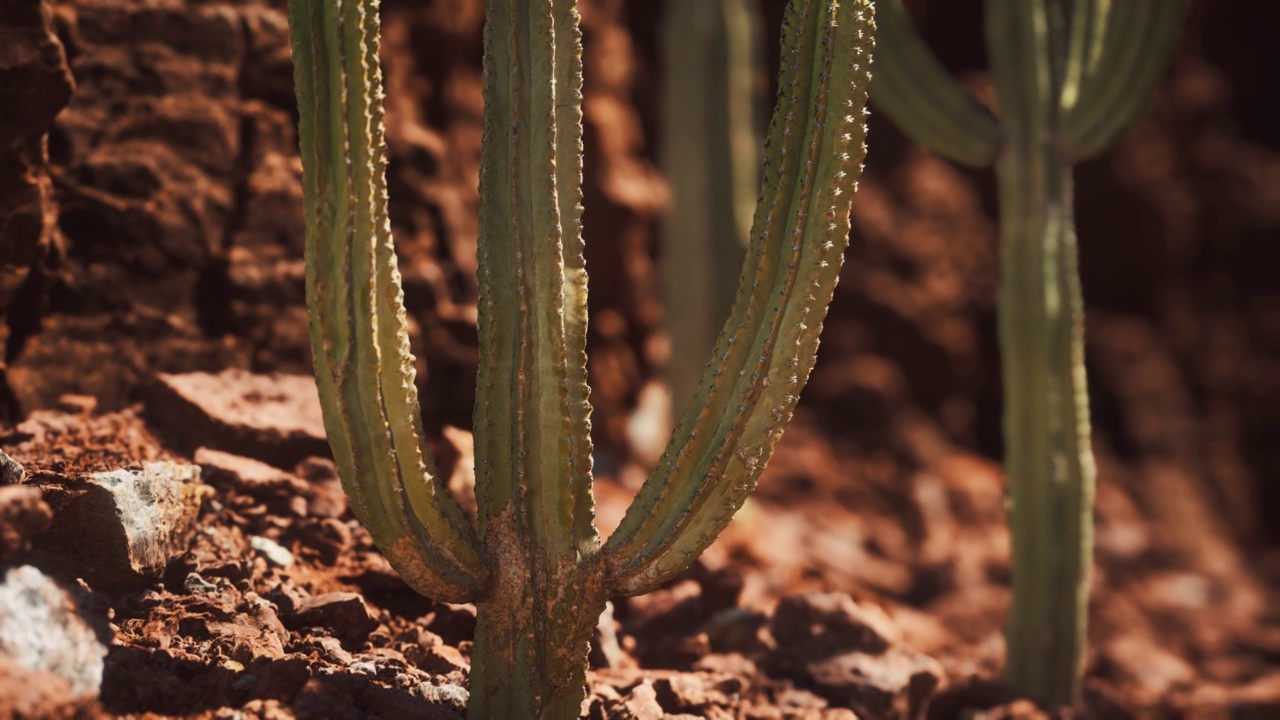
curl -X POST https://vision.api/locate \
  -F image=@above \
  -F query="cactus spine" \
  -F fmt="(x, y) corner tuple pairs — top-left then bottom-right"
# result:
(286, 0), (875, 717)
(871, 0), (1187, 707)
(661, 0), (762, 417)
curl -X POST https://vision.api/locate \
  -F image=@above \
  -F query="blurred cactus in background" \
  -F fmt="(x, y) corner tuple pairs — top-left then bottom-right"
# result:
(660, 0), (762, 418)
(286, 0), (875, 716)
(871, 0), (1188, 707)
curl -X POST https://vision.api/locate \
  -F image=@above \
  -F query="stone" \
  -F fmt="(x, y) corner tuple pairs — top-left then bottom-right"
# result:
(0, 450), (24, 484)
(249, 535), (295, 568)
(0, 0), (73, 327)
(0, 485), (51, 561)
(772, 593), (898, 657)
(769, 593), (944, 720)
(292, 592), (379, 645)
(0, 565), (111, 714)
(417, 644), (470, 676)
(147, 370), (329, 468)
(196, 447), (309, 502)
(622, 680), (664, 720)
(31, 461), (210, 590)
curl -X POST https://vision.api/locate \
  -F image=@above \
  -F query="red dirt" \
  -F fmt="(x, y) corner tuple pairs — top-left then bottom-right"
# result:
(0, 0), (1276, 718)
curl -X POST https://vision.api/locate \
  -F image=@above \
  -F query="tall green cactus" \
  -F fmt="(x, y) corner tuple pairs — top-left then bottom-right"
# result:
(661, 0), (762, 418)
(286, 0), (875, 717)
(871, 0), (1187, 707)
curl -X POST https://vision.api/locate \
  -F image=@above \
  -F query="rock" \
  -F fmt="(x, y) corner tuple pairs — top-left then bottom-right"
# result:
(772, 593), (898, 657)
(0, 450), (24, 484)
(0, 0), (73, 336)
(296, 456), (349, 519)
(769, 593), (944, 720)
(31, 461), (209, 590)
(417, 644), (470, 676)
(147, 370), (329, 468)
(53, 394), (98, 416)
(425, 602), (477, 646)
(0, 485), (51, 561)
(591, 600), (633, 670)
(0, 566), (111, 713)
(652, 672), (746, 715)
(622, 680), (665, 720)
(5, 409), (175, 478)
(196, 447), (309, 513)
(292, 592), (379, 645)
(417, 682), (469, 713)
(249, 535), (295, 568)
(804, 649), (943, 720)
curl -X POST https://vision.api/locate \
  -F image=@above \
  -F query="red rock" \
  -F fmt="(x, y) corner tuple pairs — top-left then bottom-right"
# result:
(0, 485), (51, 561)
(292, 592), (379, 645)
(622, 680), (665, 720)
(147, 369), (329, 468)
(417, 644), (470, 676)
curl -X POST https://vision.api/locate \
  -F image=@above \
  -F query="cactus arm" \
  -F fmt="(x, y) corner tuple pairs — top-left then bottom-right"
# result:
(986, 0), (1094, 707)
(661, 0), (762, 417)
(605, 0), (875, 597)
(869, 0), (1002, 168)
(287, 0), (484, 603)
(1058, 0), (1188, 161)
(468, 0), (603, 716)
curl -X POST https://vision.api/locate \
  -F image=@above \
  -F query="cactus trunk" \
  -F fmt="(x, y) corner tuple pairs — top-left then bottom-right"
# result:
(986, 1), (1095, 705)
(287, 0), (876, 715)
(872, 0), (1186, 706)
(993, 140), (1093, 708)
(660, 0), (761, 416)
(468, 0), (604, 717)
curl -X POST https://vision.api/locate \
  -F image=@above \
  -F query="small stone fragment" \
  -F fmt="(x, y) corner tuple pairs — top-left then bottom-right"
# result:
(147, 369), (330, 468)
(32, 462), (210, 590)
(805, 648), (943, 719)
(622, 680), (665, 720)
(592, 600), (633, 669)
(296, 456), (349, 518)
(53, 394), (97, 415)
(292, 592), (379, 644)
(0, 485), (51, 561)
(197, 447), (309, 505)
(417, 682), (469, 712)
(417, 644), (470, 676)
(769, 593), (944, 720)
(183, 571), (220, 594)
(772, 593), (897, 656)
(0, 565), (110, 711)
(250, 535), (295, 568)
(0, 450), (24, 485)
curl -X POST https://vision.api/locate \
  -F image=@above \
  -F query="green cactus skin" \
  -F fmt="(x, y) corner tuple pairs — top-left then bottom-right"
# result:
(661, 0), (762, 418)
(871, 0), (1188, 707)
(286, 0), (874, 716)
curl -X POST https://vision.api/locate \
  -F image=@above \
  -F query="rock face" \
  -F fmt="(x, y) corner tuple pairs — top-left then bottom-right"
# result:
(0, 0), (74, 420)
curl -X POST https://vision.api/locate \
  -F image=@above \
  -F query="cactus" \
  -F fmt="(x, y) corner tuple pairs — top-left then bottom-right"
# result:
(286, 0), (875, 717)
(660, 0), (762, 417)
(871, 0), (1187, 707)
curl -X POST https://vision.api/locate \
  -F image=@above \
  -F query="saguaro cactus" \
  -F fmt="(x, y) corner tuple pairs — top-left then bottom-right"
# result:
(286, 0), (875, 717)
(871, 0), (1187, 707)
(661, 0), (762, 417)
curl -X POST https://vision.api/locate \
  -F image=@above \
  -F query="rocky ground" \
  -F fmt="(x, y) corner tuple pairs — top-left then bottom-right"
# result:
(1, 0), (1277, 718)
